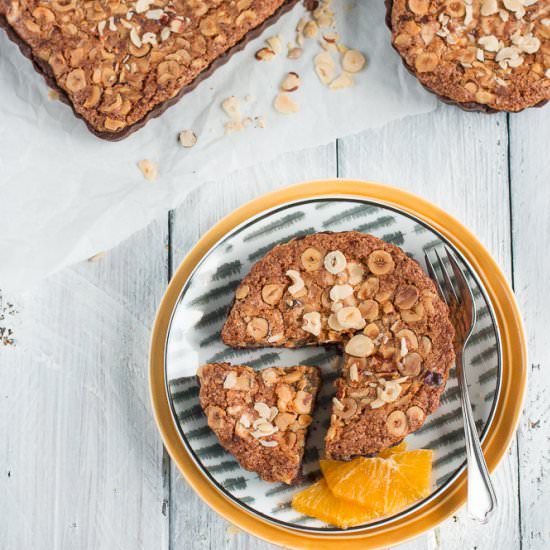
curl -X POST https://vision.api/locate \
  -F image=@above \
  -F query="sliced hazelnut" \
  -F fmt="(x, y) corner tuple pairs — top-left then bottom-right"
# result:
(246, 317), (269, 340)
(342, 50), (366, 73)
(65, 68), (86, 92)
(262, 284), (284, 305)
(329, 73), (354, 90)
(406, 406), (426, 428)
(235, 421), (249, 439)
(281, 72), (301, 92)
(368, 250), (395, 276)
(283, 370), (302, 383)
(408, 0), (429, 15)
(301, 247), (323, 271)
(261, 368), (279, 386)
(386, 410), (408, 437)
(259, 440), (278, 448)
(396, 329), (419, 351)
(357, 277), (379, 299)
(294, 390), (313, 414)
(399, 352), (423, 376)
(179, 129), (197, 148)
(345, 334), (375, 357)
(32, 6), (55, 24)
(328, 313), (344, 332)
(303, 20), (319, 39)
(446, 0), (465, 17)
(337, 307), (366, 330)
(475, 90), (496, 105)
(274, 412), (297, 431)
(364, 322), (380, 339)
(235, 284), (249, 300)
(302, 311), (322, 336)
(419, 336), (432, 358)
(276, 384), (293, 410)
(199, 16), (218, 36)
(266, 34), (283, 54)
(274, 93), (299, 114)
(254, 402), (272, 419)
(378, 380), (402, 403)
(330, 284), (354, 301)
(283, 431), (297, 448)
(287, 47), (303, 59)
(314, 51), (335, 85)
(324, 250), (347, 274)
(347, 262), (365, 285)
(359, 299), (379, 322)
(238, 413), (251, 428)
(395, 285), (420, 309)
(234, 375), (251, 390)
(223, 371), (237, 389)
(401, 303), (425, 323)
(481, 0), (498, 16)
(333, 397), (358, 419)
(349, 363), (359, 382)
(255, 47), (276, 61)
(83, 85), (101, 108)
(298, 414), (312, 427)
(206, 405), (225, 430)
(286, 269), (305, 295)
(138, 159), (158, 182)
(415, 52), (439, 73)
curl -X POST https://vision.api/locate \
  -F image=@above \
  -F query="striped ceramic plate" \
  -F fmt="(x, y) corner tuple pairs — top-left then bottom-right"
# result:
(164, 196), (501, 533)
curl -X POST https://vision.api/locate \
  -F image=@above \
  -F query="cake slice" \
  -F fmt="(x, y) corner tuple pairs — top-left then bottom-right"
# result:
(0, 0), (298, 139)
(197, 362), (321, 484)
(221, 231), (455, 456)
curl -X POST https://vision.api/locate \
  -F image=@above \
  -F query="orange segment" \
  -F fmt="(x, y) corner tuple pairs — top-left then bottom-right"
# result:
(385, 450), (433, 510)
(379, 440), (407, 458)
(291, 479), (376, 529)
(320, 457), (393, 516)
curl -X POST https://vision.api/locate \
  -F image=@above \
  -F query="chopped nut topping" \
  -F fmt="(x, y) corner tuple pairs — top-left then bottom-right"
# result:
(138, 159), (158, 182)
(302, 311), (322, 336)
(179, 129), (197, 148)
(324, 250), (347, 274)
(273, 93), (300, 114)
(286, 270), (305, 295)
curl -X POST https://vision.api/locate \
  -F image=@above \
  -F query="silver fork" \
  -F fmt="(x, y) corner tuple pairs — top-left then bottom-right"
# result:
(425, 246), (497, 523)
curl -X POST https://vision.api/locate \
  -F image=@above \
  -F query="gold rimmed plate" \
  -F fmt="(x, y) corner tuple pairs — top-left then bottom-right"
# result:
(150, 180), (526, 548)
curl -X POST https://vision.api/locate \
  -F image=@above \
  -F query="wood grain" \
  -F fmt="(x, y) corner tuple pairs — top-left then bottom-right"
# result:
(168, 145), (336, 550)
(338, 104), (520, 549)
(509, 107), (550, 550)
(1, 101), (538, 550)
(0, 221), (169, 550)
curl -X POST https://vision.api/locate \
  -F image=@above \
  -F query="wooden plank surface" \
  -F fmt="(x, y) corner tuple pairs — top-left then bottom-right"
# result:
(338, 104), (520, 550)
(509, 107), (550, 550)
(0, 101), (538, 550)
(0, 221), (169, 550)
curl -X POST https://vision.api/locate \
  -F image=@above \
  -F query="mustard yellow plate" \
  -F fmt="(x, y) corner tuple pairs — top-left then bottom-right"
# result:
(149, 180), (527, 549)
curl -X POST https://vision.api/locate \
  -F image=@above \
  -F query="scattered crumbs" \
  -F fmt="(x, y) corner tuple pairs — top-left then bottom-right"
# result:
(529, 419), (541, 429)
(0, 292), (18, 347)
(226, 524), (242, 536)
(88, 251), (106, 262)
(48, 89), (60, 101)
(138, 159), (158, 182)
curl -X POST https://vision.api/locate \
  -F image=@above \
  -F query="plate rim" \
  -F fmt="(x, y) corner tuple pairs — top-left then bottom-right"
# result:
(161, 194), (503, 534)
(149, 179), (527, 549)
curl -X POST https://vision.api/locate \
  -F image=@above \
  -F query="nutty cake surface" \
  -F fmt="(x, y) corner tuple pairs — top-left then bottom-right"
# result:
(387, 0), (550, 112)
(0, 0), (296, 138)
(221, 231), (455, 457)
(197, 362), (321, 484)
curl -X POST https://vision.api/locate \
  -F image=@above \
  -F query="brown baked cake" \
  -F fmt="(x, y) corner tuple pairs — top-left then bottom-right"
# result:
(197, 362), (321, 484)
(0, 0), (297, 139)
(221, 231), (455, 457)
(386, 0), (550, 112)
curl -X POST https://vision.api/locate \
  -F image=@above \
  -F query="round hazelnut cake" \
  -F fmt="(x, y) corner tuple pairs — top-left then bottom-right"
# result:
(386, 0), (550, 112)
(222, 231), (456, 458)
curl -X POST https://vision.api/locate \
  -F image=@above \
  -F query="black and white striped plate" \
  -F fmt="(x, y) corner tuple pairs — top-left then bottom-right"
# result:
(164, 196), (502, 533)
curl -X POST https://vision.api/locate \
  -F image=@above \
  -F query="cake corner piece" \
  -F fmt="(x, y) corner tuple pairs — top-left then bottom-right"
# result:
(198, 362), (321, 484)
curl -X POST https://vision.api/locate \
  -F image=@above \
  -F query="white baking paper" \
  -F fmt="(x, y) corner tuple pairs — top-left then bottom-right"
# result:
(0, 0), (437, 290)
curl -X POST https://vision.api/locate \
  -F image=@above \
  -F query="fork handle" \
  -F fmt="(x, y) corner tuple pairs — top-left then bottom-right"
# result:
(456, 348), (498, 523)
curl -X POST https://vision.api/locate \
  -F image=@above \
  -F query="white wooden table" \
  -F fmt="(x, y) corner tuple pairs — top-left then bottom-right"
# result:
(1, 102), (548, 550)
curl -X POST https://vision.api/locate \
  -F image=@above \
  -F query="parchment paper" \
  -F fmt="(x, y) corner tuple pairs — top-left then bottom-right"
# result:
(0, 0), (437, 290)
